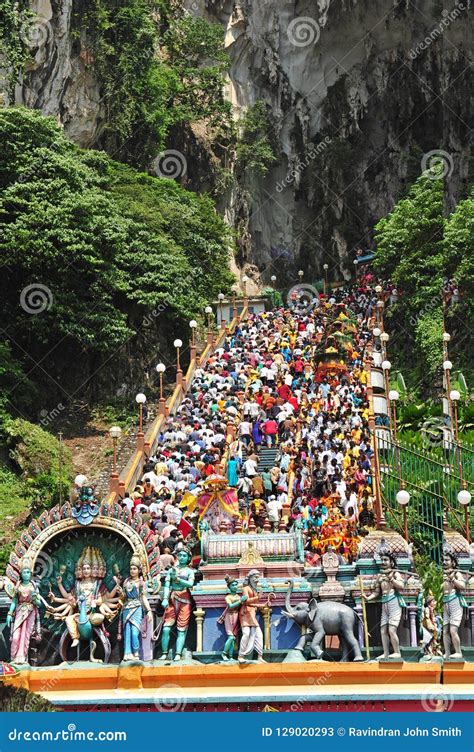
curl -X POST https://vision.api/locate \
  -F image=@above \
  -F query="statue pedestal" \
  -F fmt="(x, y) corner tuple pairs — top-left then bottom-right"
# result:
(282, 649), (307, 664)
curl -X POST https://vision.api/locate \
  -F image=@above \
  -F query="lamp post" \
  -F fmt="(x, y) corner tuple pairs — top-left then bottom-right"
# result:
(135, 390), (146, 429)
(242, 274), (248, 298)
(444, 359), (453, 438)
(270, 274), (277, 289)
(156, 362), (166, 416)
(380, 331), (389, 360)
(442, 331), (451, 357)
(231, 285), (238, 320)
(189, 319), (198, 362)
(174, 339), (183, 385)
(388, 390), (399, 443)
(109, 426), (122, 474)
(396, 486), (410, 542)
(376, 299), (384, 326)
(217, 293), (225, 328)
(74, 474), (88, 490)
(205, 306), (214, 345)
(323, 263), (328, 295)
(353, 258), (358, 279)
(298, 269), (304, 284)
(458, 486), (471, 543)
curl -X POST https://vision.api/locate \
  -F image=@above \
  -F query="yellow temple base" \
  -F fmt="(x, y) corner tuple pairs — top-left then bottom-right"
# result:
(6, 661), (469, 710)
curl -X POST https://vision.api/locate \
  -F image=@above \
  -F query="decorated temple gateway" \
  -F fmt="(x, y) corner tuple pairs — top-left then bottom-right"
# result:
(0, 486), (472, 710)
(0, 290), (472, 712)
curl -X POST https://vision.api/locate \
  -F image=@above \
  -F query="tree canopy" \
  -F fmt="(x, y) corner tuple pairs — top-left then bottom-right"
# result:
(0, 107), (234, 413)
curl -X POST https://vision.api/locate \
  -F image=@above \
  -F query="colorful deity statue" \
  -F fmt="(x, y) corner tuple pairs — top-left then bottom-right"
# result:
(160, 547), (195, 662)
(238, 569), (266, 664)
(119, 555), (153, 662)
(443, 545), (467, 660)
(48, 547), (122, 661)
(217, 575), (248, 661)
(4, 559), (41, 664)
(420, 593), (441, 657)
(363, 540), (405, 660)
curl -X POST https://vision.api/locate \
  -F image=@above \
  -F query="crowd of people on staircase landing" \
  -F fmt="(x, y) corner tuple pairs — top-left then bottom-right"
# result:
(118, 273), (384, 568)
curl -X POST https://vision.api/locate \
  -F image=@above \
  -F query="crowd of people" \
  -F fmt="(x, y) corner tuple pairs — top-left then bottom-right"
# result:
(119, 277), (383, 568)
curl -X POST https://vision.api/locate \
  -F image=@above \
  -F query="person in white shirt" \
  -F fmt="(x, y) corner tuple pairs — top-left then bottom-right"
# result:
(266, 496), (281, 529)
(243, 457), (258, 477)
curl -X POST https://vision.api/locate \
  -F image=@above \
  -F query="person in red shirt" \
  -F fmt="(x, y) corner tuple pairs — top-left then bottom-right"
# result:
(277, 383), (291, 401)
(288, 395), (299, 412)
(293, 358), (304, 375)
(263, 418), (278, 447)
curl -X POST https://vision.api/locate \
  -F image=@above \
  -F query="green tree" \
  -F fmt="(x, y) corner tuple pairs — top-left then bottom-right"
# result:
(374, 163), (444, 389)
(236, 101), (279, 176)
(0, 107), (234, 408)
(443, 187), (474, 377)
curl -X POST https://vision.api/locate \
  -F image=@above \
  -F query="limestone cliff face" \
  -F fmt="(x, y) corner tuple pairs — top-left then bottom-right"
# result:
(197, 0), (472, 283)
(11, 0), (105, 146)
(7, 0), (473, 284)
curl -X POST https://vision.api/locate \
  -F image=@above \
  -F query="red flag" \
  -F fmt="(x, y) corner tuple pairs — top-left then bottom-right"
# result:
(178, 517), (194, 539)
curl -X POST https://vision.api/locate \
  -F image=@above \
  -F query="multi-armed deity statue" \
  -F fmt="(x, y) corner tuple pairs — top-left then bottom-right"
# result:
(48, 546), (123, 662)
(0, 487), (471, 670)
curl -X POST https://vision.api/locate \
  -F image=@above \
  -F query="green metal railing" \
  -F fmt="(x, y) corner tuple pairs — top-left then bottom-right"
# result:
(378, 439), (445, 563)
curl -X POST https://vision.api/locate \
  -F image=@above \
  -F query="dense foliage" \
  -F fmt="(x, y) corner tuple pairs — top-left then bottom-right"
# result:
(443, 187), (474, 380)
(374, 163), (444, 393)
(70, 0), (232, 164)
(0, 0), (32, 90)
(236, 101), (279, 176)
(0, 107), (234, 413)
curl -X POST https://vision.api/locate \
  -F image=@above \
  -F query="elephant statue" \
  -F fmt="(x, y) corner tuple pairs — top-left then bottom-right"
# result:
(282, 580), (364, 662)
